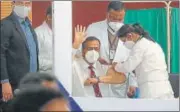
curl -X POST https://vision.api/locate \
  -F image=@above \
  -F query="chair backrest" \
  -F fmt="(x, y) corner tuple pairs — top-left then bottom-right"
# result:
(168, 74), (179, 98)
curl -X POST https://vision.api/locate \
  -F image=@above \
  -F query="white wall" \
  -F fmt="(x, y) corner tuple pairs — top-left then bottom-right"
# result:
(53, 1), (72, 94)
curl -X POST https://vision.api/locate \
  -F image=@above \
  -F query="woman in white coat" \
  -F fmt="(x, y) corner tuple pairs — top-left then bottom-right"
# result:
(88, 23), (174, 99)
(112, 23), (174, 99)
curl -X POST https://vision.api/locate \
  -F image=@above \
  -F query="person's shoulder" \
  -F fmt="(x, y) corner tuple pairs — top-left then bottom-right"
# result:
(73, 57), (83, 64)
(1, 16), (13, 26)
(96, 61), (109, 72)
(1, 16), (14, 35)
(133, 38), (150, 51)
(88, 19), (106, 28)
(35, 23), (44, 32)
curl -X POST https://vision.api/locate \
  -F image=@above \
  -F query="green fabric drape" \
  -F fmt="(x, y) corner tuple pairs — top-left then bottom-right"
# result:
(170, 8), (179, 74)
(124, 8), (168, 63)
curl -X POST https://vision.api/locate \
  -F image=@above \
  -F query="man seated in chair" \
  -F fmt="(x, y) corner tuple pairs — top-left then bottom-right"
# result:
(72, 25), (137, 98)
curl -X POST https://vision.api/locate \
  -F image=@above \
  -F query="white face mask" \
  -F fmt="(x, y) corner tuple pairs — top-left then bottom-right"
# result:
(85, 50), (100, 64)
(108, 22), (124, 35)
(124, 41), (135, 49)
(13, 6), (31, 18)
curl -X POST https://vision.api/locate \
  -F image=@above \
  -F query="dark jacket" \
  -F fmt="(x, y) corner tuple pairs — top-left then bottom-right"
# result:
(0, 12), (39, 86)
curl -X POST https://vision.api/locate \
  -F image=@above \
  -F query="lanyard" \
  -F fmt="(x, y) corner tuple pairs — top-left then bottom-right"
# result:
(107, 31), (119, 63)
(108, 31), (119, 50)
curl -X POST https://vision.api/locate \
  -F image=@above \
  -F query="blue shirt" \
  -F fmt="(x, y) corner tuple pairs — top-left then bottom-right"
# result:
(16, 13), (37, 72)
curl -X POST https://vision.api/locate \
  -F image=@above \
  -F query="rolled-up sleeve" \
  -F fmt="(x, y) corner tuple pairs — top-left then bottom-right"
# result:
(128, 72), (138, 87)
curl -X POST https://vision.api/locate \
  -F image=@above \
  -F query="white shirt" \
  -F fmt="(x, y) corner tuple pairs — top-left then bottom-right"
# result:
(35, 21), (53, 72)
(72, 57), (110, 97)
(72, 50), (137, 98)
(115, 38), (174, 99)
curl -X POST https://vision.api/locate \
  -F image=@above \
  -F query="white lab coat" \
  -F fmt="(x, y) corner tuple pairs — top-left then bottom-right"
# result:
(72, 57), (110, 97)
(74, 19), (138, 98)
(115, 38), (174, 99)
(35, 21), (53, 73)
(86, 19), (130, 63)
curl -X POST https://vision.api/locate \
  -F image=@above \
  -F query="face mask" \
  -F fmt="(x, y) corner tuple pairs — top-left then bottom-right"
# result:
(13, 6), (31, 18)
(85, 50), (99, 64)
(124, 41), (135, 49)
(108, 22), (124, 35)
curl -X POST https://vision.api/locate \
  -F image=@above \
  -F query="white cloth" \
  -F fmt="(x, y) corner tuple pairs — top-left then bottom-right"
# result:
(72, 58), (110, 97)
(73, 20), (138, 98)
(115, 38), (174, 99)
(35, 21), (53, 73)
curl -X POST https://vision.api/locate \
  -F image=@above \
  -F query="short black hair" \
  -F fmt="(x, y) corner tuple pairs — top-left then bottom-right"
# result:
(82, 36), (101, 50)
(46, 5), (52, 16)
(10, 86), (65, 112)
(107, 1), (125, 12)
(19, 72), (57, 89)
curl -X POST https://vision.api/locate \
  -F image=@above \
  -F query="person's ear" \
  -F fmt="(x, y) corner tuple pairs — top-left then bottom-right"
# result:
(82, 49), (86, 57)
(11, 1), (15, 8)
(47, 15), (51, 21)
(106, 13), (110, 22)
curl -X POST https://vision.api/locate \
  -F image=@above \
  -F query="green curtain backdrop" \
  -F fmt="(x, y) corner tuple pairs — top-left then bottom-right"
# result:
(124, 8), (168, 64)
(170, 8), (179, 74)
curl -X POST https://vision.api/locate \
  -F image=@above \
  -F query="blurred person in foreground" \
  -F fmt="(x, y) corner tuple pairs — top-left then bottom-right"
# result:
(10, 86), (69, 112)
(17, 72), (59, 93)
(2, 72), (60, 112)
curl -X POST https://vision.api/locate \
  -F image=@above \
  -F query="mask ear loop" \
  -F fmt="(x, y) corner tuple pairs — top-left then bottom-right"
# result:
(107, 23), (115, 33)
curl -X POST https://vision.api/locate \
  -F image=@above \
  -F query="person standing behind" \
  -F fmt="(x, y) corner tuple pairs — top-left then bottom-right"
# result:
(0, 1), (39, 102)
(35, 6), (53, 73)
(10, 86), (69, 112)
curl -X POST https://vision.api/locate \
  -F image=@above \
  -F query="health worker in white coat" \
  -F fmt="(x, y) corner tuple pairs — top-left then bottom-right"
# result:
(112, 23), (174, 99)
(35, 6), (53, 73)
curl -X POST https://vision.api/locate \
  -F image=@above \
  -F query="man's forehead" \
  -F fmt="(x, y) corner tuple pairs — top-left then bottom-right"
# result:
(109, 9), (125, 15)
(86, 40), (100, 46)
